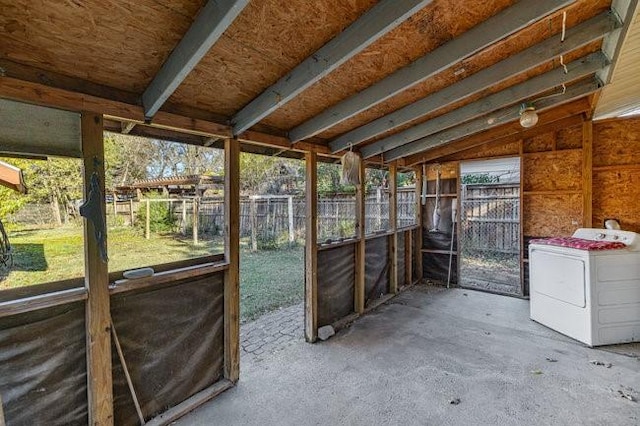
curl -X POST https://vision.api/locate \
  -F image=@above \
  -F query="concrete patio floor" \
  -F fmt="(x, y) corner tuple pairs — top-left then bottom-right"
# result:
(175, 285), (639, 426)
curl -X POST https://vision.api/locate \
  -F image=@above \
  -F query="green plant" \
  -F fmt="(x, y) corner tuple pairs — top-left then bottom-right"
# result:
(137, 193), (176, 233)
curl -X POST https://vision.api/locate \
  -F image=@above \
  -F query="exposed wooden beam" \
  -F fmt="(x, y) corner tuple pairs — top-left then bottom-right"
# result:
(404, 107), (586, 165)
(304, 151), (318, 342)
(223, 138), (240, 382)
(142, 0), (250, 119)
(289, 0), (575, 142)
(331, 11), (620, 153)
(230, 0), (434, 134)
(82, 112), (113, 426)
(385, 78), (600, 162)
(354, 155), (366, 314)
(362, 51), (608, 158)
(0, 75), (338, 156)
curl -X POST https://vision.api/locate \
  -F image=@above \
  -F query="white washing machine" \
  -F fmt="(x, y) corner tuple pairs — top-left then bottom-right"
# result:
(529, 228), (640, 347)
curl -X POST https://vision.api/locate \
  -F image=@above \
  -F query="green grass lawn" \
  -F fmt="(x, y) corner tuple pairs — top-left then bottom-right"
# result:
(3, 226), (303, 321)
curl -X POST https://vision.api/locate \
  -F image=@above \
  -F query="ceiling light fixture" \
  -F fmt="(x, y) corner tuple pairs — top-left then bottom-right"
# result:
(519, 103), (539, 128)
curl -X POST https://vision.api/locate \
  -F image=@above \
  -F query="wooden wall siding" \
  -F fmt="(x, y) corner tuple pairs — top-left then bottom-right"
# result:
(523, 193), (583, 236)
(522, 150), (583, 192)
(439, 140), (521, 162)
(556, 125), (584, 150)
(592, 117), (640, 232)
(593, 117), (640, 167)
(260, 0), (516, 131)
(0, 0), (205, 94)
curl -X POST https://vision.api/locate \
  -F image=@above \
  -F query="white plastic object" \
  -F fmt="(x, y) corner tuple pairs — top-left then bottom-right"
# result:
(123, 267), (155, 280)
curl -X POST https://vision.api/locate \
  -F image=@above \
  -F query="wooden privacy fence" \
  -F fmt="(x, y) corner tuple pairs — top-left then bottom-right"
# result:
(105, 188), (417, 246)
(460, 183), (520, 254)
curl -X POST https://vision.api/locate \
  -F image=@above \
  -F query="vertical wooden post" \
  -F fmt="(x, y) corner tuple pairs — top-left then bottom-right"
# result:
(145, 199), (150, 239)
(112, 195), (117, 226)
(0, 394), (5, 426)
(128, 199), (134, 226)
(414, 166), (423, 282)
(389, 163), (398, 294)
(182, 199), (187, 235)
(82, 112), (113, 426)
(305, 152), (318, 342)
(582, 119), (593, 228)
(192, 197), (199, 245)
(354, 157), (366, 313)
(288, 195), (295, 245)
(224, 138), (240, 382)
(405, 229), (412, 286)
(250, 197), (257, 252)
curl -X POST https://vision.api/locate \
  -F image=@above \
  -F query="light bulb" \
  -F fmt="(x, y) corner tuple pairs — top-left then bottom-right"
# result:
(519, 106), (538, 128)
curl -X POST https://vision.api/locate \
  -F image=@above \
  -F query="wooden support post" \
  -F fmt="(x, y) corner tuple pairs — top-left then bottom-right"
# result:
(145, 199), (150, 239)
(0, 394), (5, 426)
(405, 229), (412, 286)
(250, 197), (257, 252)
(82, 112), (113, 425)
(414, 166), (423, 281)
(389, 163), (398, 294)
(182, 199), (187, 235)
(288, 195), (295, 245)
(582, 119), (593, 228)
(355, 157), (366, 313)
(305, 151), (318, 342)
(223, 138), (240, 382)
(129, 199), (134, 226)
(192, 198), (199, 245)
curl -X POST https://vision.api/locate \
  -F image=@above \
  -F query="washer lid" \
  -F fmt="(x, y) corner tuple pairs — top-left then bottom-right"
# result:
(572, 228), (640, 251)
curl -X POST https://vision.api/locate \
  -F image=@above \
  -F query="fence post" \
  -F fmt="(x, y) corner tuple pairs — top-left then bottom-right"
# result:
(129, 200), (134, 226)
(192, 197), (199, 245)
(145, 199), (150, 240)
(182, 199), (187, 235)
(288, 196), (295, 245)
(112, 195), (117, 226)
(250, 197), (257, 252)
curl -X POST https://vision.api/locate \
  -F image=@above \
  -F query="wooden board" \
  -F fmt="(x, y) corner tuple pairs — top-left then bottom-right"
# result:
(593, 168), (640, 233)
(523, 193), (583, 237)
(593, 117), (640, 167)
(556, 123), (583, 150)
(522, 150), (582, 192)
(0, 0), (205, 93)
(440, 140), (521, 162)
(523, 131), (555, 153)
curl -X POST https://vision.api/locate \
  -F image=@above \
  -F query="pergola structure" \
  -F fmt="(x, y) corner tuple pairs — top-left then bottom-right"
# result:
(0, 0), (639, 424)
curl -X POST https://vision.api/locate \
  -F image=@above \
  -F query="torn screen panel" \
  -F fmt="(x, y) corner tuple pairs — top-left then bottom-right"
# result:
(0, 302), (87, 425)
(365, 235), (389, 306)
(111, 272), (224, 424)
(317, 243), (355, 327)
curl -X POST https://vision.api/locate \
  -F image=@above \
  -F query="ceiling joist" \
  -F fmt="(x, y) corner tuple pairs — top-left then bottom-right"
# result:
(288, 0), (575, 143)
(385, 77), (601, 162)
(362, 51), (608, 158)
(332, 11), (620, 154)
(142, 0), (251, 120)
(230, 0), (434, 135)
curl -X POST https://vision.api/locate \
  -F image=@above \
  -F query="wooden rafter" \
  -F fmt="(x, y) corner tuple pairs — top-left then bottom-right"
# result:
(289, 0), (575, 143)
(385, 78), (600, 162)
(142, 0), (251, 120)
(402, 103), (588, 165)
(331, 11), (620, 153)
(362, 51), (608, 158)
(230, 0), (434, 135)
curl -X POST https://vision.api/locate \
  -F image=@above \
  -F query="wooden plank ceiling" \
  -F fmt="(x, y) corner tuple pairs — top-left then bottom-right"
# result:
(0, 0), (632, 164)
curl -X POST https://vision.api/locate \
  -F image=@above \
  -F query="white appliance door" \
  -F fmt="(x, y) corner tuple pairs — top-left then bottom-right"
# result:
(530, 248), (586, 308)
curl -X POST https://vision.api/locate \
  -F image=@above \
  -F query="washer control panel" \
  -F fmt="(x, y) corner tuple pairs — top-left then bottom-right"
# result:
(573, 228), (640, 251)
